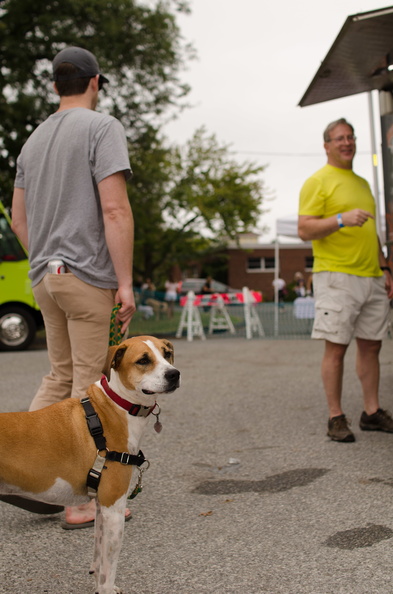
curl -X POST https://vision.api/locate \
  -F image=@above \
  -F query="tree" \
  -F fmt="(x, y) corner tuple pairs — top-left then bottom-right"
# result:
(0, 0), (192, 204)
(169, 128), (268, 240)
(0, 1), (271, 283)
(130, 127), (269, 281)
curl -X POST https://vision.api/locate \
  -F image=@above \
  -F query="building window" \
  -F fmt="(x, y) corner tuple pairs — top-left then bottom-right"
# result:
(247, 256), (275, 272)
(305, 256), (314, 271)
(247, 257), (262, 270)
(265, 257), (275, 269)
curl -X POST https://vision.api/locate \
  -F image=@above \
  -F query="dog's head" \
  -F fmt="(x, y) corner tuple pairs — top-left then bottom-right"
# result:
(103, 336), (180, 404)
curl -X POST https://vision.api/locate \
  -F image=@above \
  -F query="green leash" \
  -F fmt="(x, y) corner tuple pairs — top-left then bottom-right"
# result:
(109, 303), (125, 346)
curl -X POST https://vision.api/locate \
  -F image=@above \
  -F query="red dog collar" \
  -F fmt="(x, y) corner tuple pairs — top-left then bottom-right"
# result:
(100, 375), (156, 418)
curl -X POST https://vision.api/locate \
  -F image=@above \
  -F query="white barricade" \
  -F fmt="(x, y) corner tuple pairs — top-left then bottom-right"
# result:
(175, 291), (206, 342)
(176, 287), (264, 341)
(243, 286), (265, 339)
(208, 295), (236, 335)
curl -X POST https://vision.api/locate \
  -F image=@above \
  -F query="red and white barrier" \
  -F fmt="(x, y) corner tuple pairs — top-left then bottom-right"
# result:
(176, 287), (264, 341)
(179, 290), (262, 308)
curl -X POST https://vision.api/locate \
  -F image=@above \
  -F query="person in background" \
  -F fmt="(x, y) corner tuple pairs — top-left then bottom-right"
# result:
(140, 277), (156, 302)
(293, 272), (306, 297)
(164, 274), (179, 318)
(201, 275), (214, 294)
(272, 276), (287, 309)
(141, 277), (155, 291)
(298, 117), (393, 443)
(11, 46), (135, 527)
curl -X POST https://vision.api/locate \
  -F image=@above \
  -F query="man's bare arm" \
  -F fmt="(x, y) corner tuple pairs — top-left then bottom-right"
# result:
(298, 209), (375, 241)
(98, 172), (136, 332)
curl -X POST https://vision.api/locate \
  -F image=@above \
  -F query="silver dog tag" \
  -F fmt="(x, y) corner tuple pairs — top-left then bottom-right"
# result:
(153, 406), (162, 433)
(154, 419), (163, 433)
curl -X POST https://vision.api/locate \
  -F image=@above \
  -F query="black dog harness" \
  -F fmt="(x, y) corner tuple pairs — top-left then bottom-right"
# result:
(80, 395), (147, 497)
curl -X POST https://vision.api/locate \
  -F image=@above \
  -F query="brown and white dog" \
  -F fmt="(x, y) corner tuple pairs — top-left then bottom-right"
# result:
(0, 336), (181, 594)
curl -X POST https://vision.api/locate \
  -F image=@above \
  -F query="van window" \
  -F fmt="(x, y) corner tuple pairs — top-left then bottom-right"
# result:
(0, 213), (26, 261)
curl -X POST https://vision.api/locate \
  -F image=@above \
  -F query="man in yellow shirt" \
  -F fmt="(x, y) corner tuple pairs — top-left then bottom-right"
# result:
(298, 118), (393, 442)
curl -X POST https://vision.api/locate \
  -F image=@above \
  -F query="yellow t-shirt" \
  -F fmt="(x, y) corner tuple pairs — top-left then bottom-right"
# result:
(299, 164), (382, 277)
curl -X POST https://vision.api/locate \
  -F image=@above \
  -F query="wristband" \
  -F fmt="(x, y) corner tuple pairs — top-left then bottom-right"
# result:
(380, 266), (391, 274)
(337, 213), (345, 228)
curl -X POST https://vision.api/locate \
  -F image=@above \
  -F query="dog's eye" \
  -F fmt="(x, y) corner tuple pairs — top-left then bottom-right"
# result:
(163, 350), (172, 360)
(137, 356), (150, 366)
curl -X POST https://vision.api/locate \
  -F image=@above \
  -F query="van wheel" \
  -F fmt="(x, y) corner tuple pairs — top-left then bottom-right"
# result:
(0, 306), (37, 351)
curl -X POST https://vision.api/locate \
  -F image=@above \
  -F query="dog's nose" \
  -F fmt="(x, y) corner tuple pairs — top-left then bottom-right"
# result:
(165, 368), (180, 383)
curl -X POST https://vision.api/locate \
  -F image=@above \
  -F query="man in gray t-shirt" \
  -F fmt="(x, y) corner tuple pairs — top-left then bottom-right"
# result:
(11, 46), (135, 528)
(15, 107), (132, 289)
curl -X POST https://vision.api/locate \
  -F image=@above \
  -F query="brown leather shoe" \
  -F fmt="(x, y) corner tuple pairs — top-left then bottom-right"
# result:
(327, 414), (355, 442)
(360, 408), (393, 433)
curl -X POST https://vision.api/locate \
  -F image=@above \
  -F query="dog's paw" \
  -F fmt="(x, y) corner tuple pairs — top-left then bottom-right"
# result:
(113, 588), (123, 593)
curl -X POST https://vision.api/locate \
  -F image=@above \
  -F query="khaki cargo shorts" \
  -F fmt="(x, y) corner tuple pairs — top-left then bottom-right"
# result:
(312, 271), (390, 344)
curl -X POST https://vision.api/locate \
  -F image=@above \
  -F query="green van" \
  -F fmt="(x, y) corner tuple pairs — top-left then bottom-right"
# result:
(0, 201), (43, 350)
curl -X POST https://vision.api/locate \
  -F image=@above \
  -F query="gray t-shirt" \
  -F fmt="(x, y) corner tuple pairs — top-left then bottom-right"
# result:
(14, 107), (132, 288)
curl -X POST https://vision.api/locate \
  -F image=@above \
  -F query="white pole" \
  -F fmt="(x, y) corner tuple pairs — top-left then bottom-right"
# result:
(243, 287), (251, 339)
(368, 91), (383, 241)
(274, 234), (279, 336)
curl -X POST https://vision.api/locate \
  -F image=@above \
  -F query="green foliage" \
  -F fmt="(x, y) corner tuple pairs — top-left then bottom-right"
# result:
(0, 0), (192, 204)
(1, 1), (271, 282)
(130, 127), (268, 280)
(169, 128), (268, 241)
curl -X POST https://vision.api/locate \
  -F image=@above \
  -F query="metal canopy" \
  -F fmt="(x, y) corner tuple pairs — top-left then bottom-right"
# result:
(299, 6), (393, 107)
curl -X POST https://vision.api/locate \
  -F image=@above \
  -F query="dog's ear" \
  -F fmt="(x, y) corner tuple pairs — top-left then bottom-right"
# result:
(162, 340), (174, 363)
(103, 346), (116, 378)
(111, 345), (128, 370)
(102, 345), (127, 377)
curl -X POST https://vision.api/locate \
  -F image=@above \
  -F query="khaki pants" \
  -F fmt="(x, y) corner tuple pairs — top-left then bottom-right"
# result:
(30, 272), (115, 410)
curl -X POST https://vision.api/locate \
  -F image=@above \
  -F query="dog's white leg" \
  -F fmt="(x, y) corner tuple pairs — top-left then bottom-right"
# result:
(90, 499), (102, 579)
(94, 496), (127, 594)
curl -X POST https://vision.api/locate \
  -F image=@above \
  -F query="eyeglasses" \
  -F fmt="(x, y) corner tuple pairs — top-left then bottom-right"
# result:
(326, 135), (356, 143)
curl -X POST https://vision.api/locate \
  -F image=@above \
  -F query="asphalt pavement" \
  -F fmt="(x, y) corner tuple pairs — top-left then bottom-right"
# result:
(1, 335), (393, 593)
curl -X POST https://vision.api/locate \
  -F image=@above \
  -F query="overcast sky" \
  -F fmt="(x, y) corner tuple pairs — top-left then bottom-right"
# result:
(164, 0), (390, 242)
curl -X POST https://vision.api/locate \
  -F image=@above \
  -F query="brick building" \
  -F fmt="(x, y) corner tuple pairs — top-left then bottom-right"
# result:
(226, 233), (313, 301)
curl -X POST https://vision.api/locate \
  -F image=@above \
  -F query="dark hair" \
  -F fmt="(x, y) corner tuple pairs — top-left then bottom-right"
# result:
(54, 63), (92, 96)
(323, 118), (355, 143)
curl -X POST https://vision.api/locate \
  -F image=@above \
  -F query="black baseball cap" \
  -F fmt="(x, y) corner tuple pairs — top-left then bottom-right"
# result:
(52, 46), (109, 86)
